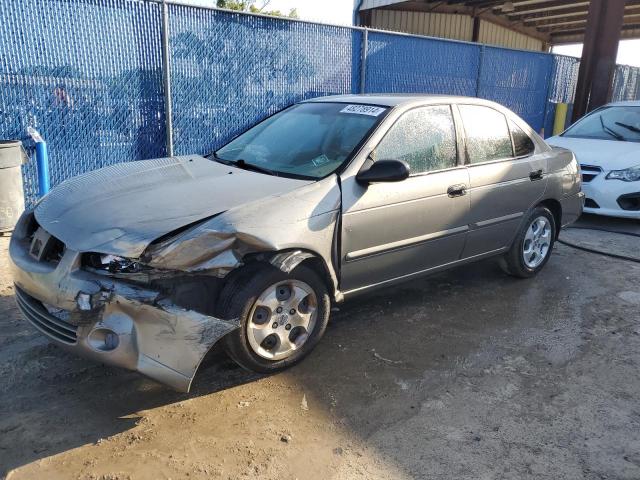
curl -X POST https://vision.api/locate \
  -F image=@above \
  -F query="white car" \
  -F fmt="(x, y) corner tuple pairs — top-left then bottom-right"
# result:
(547, 101), (640, 219)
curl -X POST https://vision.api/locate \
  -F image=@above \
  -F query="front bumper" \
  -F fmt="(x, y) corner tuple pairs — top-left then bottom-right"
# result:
(582, 174), (640, 219)
(9, 213), (238, 392)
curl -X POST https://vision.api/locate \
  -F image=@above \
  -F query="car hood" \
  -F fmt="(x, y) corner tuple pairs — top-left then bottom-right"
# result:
(546, 135), (640, 170)
(34, 155), (313, 257)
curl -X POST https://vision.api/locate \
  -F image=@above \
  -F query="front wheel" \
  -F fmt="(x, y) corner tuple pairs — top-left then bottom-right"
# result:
(500, 206), (556, 278)
(219, 263), (330, 373)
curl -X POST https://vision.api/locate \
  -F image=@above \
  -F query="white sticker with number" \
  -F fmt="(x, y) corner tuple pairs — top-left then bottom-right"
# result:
(340, 104), (386, 117)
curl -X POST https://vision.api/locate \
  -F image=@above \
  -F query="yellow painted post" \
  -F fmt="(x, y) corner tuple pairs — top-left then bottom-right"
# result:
(553, 103), (569, 135)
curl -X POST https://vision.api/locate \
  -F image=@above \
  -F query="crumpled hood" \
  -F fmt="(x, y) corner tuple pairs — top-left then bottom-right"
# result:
(546, 136), (640, 170)
(34, 155), (312, 257)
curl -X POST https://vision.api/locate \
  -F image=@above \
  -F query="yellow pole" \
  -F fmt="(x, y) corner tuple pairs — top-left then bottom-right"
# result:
(553, 103), (568, 135)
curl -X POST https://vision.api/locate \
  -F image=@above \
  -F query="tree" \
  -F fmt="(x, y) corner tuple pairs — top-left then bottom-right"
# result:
(216, 0), (298, 18)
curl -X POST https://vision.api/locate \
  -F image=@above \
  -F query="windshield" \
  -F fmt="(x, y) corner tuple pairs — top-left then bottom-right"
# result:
(214, 102), (388, 179)
(563, 105), (640, 142)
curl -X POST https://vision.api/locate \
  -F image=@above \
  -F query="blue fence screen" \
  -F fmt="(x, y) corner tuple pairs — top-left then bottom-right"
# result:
(364, 32), (480, 97)
(0, 0), (166, 203)
(1, 0), (639, 205)
(169, 5), (362, 156)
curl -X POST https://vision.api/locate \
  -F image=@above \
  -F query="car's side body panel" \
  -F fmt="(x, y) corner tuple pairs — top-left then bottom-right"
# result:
(542, 146), (584, 227)
(336, 96), (581, 297)
(462, 154), (548, 258)
(340, 167), (470, 293)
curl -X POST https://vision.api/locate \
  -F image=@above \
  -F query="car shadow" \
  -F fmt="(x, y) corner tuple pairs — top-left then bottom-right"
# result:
(0, 257), (489, 473)
(0, 242), (611, 478)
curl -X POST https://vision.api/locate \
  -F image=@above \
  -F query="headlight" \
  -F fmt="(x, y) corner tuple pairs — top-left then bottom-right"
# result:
(606, 165), (640, 182)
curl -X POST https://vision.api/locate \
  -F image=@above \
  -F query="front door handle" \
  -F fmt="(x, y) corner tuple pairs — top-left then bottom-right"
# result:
(447, 184), (467, 197)
(529, 169), (544, 181)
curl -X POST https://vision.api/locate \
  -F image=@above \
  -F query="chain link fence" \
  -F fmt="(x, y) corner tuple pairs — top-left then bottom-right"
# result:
(1, 0), (639, 205)
(0, 0), (166, 203)
(363, 31), (480, 97)
(169, 4), (362, 156)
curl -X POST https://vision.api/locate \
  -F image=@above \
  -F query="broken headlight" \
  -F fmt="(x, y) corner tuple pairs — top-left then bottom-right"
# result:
(84, 253), (149, 274)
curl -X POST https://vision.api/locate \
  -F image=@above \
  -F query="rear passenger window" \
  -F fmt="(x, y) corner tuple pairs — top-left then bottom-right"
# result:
(459, 105), (513, 163)
(375, 105), (457, 174)
(510, 121), (535, 157)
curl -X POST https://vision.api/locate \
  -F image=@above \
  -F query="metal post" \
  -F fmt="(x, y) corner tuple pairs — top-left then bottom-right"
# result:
(475, 44), (485, 98)
(160, 0), (174, 157)
(27, 127), (50, 196)
(359, 28), (368, 94)
(540, 57), (554, 137)
(572, 0), (625, 122)
(471, 16), (480, 43)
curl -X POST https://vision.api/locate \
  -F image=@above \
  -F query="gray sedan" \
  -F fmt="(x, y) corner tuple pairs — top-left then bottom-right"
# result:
(10, 95), (584, 390)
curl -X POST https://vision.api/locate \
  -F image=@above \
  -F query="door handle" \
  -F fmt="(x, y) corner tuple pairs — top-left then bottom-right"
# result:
(529, 169), (544, 181)
(447, 184), (467, 197)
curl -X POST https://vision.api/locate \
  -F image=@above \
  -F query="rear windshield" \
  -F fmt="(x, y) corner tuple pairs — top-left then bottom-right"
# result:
(214, 102), (388, 179)
(563, 105), (640, 143)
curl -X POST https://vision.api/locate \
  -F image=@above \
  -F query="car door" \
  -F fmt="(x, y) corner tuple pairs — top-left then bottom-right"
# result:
(457, 104), (548, 258)
(340, 104), (471, 294)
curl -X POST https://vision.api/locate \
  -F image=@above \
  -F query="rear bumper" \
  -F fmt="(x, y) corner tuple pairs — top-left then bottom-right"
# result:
(560, 191), (585, 227)
(9, 212), (238, 392)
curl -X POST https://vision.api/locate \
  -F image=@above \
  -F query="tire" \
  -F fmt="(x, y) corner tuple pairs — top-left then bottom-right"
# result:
(219, 262), (330, 373)
(500, 206), (556, 278)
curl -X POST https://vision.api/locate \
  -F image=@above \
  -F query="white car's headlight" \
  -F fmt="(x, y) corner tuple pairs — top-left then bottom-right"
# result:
(606, 165), (640, 182)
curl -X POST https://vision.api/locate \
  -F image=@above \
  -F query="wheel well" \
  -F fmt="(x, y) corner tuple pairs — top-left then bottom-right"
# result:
(242, 250), (336, 299)
(539, 198), (562, 238)
(298, 256), (335, 297)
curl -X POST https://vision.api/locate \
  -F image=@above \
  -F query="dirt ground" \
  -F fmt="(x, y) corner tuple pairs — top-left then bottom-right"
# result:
(2, 215), (640, 480)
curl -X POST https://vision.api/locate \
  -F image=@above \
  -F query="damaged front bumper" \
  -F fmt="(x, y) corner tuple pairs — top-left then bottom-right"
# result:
(9, 216), (238, 392)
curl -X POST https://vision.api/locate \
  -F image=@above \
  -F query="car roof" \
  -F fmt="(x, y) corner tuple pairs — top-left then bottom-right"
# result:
(302, 94), (506, 109)
(606, 100), (640, 107)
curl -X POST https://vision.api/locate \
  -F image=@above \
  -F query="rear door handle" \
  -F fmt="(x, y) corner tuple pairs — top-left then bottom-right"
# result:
(447, 184), (467, 197)
(529, 169), (544, 181)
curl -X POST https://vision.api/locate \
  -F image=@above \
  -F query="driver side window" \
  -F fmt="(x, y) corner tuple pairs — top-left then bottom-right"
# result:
(374, 105), (457, 175)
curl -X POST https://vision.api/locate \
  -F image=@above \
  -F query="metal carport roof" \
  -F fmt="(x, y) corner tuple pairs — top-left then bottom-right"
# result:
(358, 1), (640, 44)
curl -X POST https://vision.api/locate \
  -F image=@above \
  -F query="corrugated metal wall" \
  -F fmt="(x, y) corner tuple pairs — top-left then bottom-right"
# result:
(360, 0), (406, 10)
(369, 9), (473, 42)
(367, 10), (543, 51)
(478, 20), (543, 51)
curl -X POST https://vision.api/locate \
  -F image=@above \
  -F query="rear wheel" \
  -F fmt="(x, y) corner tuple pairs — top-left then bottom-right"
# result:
(500, 206), (556, 278)
(219, 263), (330, 373)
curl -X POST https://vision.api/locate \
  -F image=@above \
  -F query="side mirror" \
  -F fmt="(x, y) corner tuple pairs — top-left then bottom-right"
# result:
(356, 159), (410, 185)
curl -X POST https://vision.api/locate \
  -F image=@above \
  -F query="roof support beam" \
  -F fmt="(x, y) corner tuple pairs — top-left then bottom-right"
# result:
(516, 2), (640, 24)
(415, 2), (550, 41)
(361, 0), (640, 45)
(500, 1), (590, 18)
(572, 0), (626, 122)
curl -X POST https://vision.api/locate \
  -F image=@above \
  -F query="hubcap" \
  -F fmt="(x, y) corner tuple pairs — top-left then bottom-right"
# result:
(247, 280), (318, 360)
(523, 215), (552, 269)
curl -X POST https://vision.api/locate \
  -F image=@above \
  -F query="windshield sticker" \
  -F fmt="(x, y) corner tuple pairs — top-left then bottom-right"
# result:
(340, 105), (386, 117)
(311, 154), (331, 167)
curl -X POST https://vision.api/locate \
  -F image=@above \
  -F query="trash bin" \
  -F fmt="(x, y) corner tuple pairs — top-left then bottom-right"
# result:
(0, 140), (27, 233)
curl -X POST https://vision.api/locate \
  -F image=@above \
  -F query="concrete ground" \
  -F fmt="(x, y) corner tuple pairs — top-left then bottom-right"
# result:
(1, 214), (640, 480)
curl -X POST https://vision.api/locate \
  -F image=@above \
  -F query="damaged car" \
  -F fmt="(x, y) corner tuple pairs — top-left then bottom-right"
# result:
(10, 95), (584, 391)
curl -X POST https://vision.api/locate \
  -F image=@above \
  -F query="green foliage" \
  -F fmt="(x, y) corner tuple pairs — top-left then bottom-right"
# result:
(216, 0), (298, 18)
